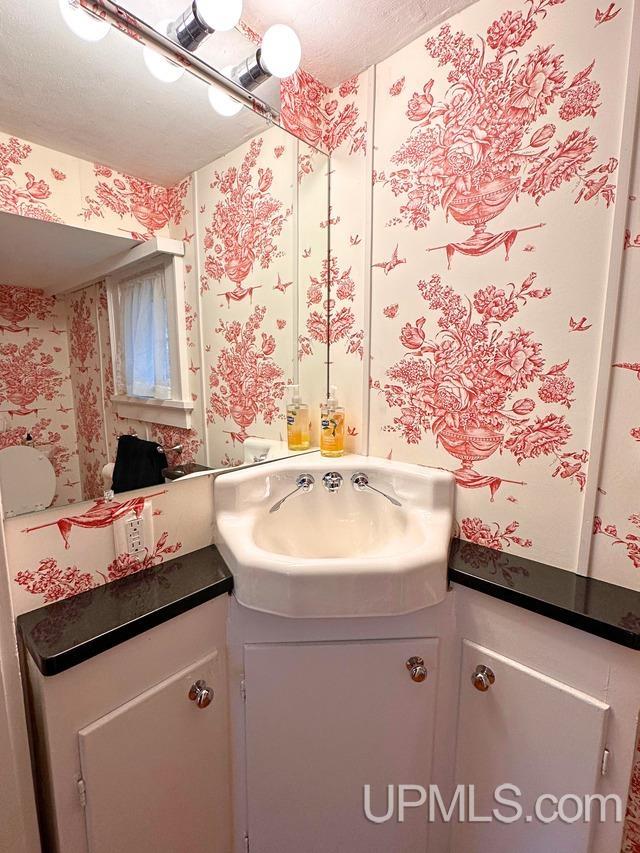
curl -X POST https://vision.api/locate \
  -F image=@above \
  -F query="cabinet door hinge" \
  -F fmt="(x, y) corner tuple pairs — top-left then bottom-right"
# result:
(601, 748), (611, 776)
(77, 778), (87, 808)
(240, 679), (246, 702)
(244, 833), (250, 853)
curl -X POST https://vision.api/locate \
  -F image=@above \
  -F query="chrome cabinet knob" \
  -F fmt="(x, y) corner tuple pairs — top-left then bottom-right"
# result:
(472, 665), (495, 692)
(406, 656), (428, 683)
(188, 679), (214, 708)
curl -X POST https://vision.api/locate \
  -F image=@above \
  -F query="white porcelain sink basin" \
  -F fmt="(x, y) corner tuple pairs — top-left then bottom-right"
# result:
(214, 454), (454, 618)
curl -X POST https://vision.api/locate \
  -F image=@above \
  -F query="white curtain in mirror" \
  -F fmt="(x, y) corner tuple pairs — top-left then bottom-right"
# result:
(120, 266), (171, 399)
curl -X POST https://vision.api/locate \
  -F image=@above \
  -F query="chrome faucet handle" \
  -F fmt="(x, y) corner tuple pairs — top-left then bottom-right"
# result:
(296, 473), (315, 492)
(351, 472), (402, 507)
(269, 473), (315, 513)
(322, 472), (343, 493)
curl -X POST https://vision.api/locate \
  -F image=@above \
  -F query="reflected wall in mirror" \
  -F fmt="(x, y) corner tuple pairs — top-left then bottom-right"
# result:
(0, 3), (329, 517)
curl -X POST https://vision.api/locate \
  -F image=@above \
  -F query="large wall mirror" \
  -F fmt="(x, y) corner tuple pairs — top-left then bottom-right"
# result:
(0, 1), (329, 516)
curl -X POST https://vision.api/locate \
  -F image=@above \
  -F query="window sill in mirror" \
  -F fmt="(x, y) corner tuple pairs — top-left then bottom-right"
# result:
(111, 395), (193, 429)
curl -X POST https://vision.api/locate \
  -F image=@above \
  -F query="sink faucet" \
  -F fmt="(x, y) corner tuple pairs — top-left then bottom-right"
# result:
(269, 473), (315, 513)
(351, 472), (402, 506)
(322, 472), (343, 493)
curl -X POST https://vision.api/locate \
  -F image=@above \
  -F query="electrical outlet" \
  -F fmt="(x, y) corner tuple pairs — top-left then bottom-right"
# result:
(113, 501), (154, 557)
(126, 515), (145, 555)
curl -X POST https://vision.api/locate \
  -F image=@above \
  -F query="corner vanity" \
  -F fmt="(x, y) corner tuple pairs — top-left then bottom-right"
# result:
(17, 457), (640, 853)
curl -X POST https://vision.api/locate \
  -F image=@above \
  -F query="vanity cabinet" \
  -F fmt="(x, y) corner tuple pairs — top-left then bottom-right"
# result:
(451, 640), (609, 853)
(243, 638), (439, 853)
(230, 585), (639, 853)
(451, 586), (640, 853)
(23, 595), (232, 853)
(77, 651), (227, 853)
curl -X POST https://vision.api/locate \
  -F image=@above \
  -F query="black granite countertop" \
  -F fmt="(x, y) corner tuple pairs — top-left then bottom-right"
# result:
(449, 539), (640, 650)
(18, 539), (640, 678)
(17, 546), (233, 676)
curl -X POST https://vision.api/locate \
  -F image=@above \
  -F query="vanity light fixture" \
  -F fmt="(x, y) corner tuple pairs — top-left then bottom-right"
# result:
(208, 74), (244, 117)
(228, 24), (301, 92)
(143, 19), (186, 83)
(59, 0), (111, 42)
(169, 0), (243, 52)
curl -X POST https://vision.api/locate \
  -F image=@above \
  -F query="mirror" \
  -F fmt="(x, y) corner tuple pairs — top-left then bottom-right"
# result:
(0, 2), (329, 516)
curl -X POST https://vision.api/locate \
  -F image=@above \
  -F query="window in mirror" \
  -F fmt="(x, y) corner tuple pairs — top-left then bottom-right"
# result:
(107, 244), (192, 429)
(118, 266), (170, 399)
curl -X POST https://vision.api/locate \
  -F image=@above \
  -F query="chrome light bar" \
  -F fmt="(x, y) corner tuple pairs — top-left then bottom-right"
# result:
(81, 0), (277, 120)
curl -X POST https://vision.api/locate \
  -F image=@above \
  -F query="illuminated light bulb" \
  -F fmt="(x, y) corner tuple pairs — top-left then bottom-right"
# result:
(58, 0), (110, 42)
(196, 0), (242, 32)
(260, 24), (301, 78)
(208, 74), (243, 117)
(143, 20), (185, 83)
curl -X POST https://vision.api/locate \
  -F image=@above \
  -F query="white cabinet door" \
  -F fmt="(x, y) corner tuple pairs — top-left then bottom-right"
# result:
(78, 651), (231, 853)
(451, 640), (609, 853)
(244, 638), (439, 853)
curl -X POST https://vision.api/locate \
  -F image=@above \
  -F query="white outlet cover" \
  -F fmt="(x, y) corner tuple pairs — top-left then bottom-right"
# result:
(113, 501), (154, 558)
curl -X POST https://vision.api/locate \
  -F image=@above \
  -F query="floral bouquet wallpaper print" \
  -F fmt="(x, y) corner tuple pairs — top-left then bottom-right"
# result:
(373, 271), (587, 498)
(368, 0), (627, 567)
(383, 0), (616, 266)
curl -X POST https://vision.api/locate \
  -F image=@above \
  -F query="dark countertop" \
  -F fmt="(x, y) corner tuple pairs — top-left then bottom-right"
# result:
(18, 539), (640, 678)
(449, 539), (640, 650)
(162, 463), (214, 481)
(17, 546), (233, 676)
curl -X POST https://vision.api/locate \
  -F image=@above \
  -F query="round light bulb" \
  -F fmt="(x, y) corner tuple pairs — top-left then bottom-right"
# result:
(143, 20), (185, 83)
(59, 0), (110, 42)
(208, 77), (243, 117)
(196, 0), (242, 32)
(260, 24), (301, 79)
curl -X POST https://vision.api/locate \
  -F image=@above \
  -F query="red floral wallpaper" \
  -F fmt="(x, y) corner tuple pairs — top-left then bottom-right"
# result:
(81, 164), (189, 240)
(0, 284), (82, 507)
(372, 271), (587, 497)
(7, 472), (215, 616)
(0, 129), (187, 242)
(196, 127), (321, 465)
(281, 66), (369, 450)
(591, 86), (640, 597)
(0, 137), (62, 224)
(364, 0), (630, 571)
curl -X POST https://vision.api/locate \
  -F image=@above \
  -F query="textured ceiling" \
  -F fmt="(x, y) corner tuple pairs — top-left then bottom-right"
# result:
(0, 0), (478, 185)
(0, 1), (279, 185)
(240, 0), (479, 87)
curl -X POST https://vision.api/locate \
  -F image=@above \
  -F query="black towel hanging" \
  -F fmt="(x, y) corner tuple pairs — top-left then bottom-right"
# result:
(112, 435), (168, 494)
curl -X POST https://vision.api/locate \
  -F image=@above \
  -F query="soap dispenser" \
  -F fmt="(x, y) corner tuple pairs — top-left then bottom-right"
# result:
(320, 385), (345, 458)
(286, 385), (310, 451)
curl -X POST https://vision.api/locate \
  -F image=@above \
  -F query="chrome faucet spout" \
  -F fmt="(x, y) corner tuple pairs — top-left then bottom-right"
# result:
(269, 473), (315, 513)
(351, 472), (402, 507)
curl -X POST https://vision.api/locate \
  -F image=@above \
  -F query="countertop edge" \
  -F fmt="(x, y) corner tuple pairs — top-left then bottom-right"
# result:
(17, 547), (233, 677)
(449, 567), (640, 651)
(18, 539), (640, 676)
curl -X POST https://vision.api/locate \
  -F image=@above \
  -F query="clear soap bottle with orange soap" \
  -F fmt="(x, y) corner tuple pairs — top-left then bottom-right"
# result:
(286, 385), (310, 451)
(320, 385), (345, 458)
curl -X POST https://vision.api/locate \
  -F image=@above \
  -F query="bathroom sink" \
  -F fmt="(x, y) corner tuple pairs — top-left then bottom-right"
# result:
(214, 454), (454, 618)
